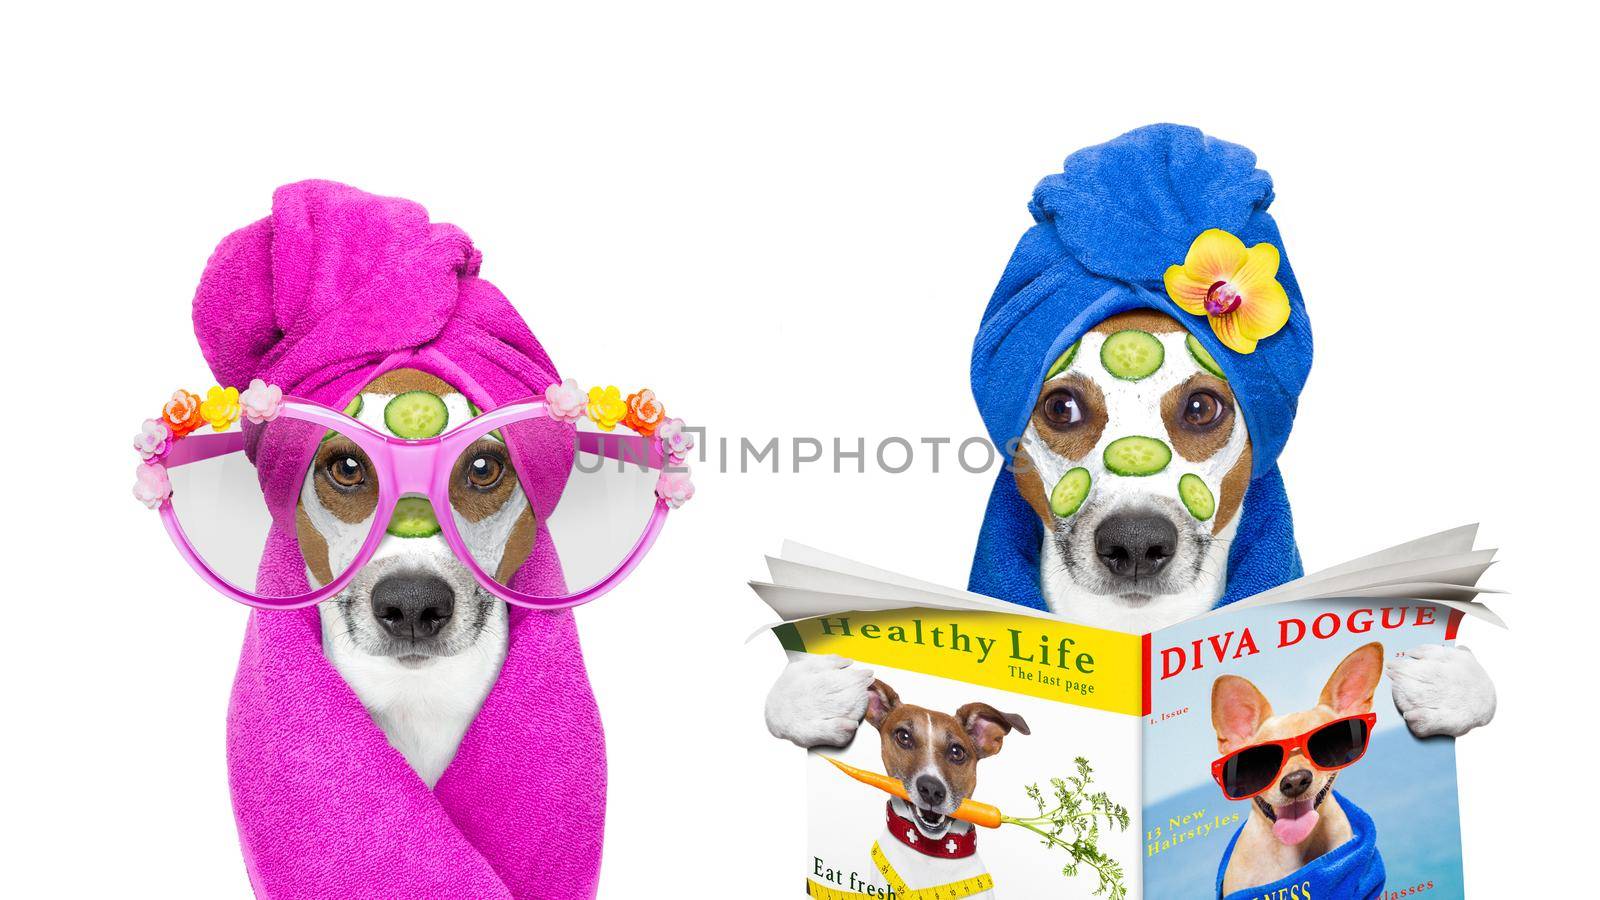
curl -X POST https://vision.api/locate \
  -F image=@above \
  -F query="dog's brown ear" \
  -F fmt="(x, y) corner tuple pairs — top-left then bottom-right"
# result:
(1212, 675), (1272, 753)
(865, 680), (900, 730)
(957, 703), (1030, 759)
(1320, 642), (1385, 717)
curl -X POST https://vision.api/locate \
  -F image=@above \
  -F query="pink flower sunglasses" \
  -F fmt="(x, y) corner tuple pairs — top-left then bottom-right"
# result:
(134, 378), (695, 611)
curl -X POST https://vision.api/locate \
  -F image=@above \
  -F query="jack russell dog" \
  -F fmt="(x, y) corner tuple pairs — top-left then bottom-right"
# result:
(766, 311), (1495, 747)
(862, 679), (1028, 900)
(1212, 642), (1384, 893)
(300, 368), (522, 786)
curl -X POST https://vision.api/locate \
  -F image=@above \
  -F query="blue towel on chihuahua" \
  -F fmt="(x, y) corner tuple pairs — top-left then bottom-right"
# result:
(968, 123), (1314, 612)
(1216, 793), (1386, 900)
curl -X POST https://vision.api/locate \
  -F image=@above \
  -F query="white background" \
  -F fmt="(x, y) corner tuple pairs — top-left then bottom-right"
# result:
(4, 2), (1591, 895)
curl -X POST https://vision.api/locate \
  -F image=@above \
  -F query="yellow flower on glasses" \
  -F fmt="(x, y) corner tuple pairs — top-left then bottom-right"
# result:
(586, 385), (627, 432)
(1163, 229), (1290, 354)
(199, 385), (241, 431)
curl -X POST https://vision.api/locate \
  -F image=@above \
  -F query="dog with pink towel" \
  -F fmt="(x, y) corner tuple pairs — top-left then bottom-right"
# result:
(130, 180), (694, 898)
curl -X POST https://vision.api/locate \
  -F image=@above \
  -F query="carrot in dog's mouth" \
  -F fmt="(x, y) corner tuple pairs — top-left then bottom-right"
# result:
(822, 756), (1003, 828)
(822, 755), (1131, 898)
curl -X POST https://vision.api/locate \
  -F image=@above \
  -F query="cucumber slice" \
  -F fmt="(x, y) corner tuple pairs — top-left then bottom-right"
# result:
(1103, 436), (1172, 477)
(1179, 473), (1215, 521)
(387, 497), (441, 538)
(1044, 341), (1081, 381)
(1100, 330), (1164, 381)
(1049, 467), (1092, 518)
(384, 391), (449, 439)
(1186, 334), (1227, 380)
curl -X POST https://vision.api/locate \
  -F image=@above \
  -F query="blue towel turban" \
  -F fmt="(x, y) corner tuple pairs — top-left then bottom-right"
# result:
(968, 124), (1314, 612)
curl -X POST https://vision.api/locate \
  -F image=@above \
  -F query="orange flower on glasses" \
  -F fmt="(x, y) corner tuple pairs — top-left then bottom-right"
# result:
(621, 389), (666, 436)
(161, 389), (206, 438)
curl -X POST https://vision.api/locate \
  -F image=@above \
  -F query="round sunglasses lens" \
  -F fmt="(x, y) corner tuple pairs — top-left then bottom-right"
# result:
(450, 416), (661, 601)
(1307, 717), (1370, 769)
(165, 416), (380, 600)
(1222, 744), (1284, 799)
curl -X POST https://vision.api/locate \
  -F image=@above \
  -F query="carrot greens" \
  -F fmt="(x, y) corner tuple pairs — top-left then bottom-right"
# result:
(1001, 757), (1130, 899)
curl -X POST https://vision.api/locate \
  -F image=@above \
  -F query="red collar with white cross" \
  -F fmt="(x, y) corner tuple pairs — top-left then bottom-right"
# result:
(885, 802), (978, 859)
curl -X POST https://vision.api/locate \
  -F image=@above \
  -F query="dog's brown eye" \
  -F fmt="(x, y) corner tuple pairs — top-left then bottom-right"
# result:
(464, 453), (504, 491)
(948, 744), (967, 764)
(327, 456), (366, 489)
(1180, 389), (1228, 430)
(894, 728), (913, 750)
(1040, 388), (1086, 430)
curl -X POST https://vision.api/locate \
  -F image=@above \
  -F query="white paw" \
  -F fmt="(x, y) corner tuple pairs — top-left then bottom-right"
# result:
(1388, 644), (1496, 738)
(765, 653), (875, 749)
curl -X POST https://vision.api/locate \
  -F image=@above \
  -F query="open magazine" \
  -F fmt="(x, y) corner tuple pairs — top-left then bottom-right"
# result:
(752, 526), (1499, 900)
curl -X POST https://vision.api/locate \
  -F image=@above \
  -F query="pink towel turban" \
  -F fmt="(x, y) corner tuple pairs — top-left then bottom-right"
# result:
(196, 178), (574, 533)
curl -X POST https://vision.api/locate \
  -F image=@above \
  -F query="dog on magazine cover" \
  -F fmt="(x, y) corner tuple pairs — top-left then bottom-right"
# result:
(858, 680), (1027, 900)
(1210, 643), (1387, 898)
(766, 127), (1494, 753)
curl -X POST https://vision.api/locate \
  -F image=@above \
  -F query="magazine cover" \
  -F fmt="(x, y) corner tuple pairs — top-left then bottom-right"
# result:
(781, 609), (1143, 899)
(1143, 599), (1465, 899)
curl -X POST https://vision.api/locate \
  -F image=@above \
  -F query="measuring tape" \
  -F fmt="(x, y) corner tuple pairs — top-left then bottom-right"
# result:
(804, 842), (994, 899)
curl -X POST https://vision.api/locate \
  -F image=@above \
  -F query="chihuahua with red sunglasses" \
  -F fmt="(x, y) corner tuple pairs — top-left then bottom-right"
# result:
(1210, 642), (1384, 893)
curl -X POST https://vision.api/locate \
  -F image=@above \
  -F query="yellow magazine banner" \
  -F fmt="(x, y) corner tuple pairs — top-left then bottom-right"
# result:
(777, 608), (1143, 715)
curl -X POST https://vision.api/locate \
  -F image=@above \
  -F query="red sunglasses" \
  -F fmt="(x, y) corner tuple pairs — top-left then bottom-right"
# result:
(1210, 713), (1376, 801)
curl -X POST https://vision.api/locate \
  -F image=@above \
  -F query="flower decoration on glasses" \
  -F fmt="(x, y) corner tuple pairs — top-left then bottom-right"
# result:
(161, 389), (206, 438)
(133, 419), (172, 461)
(542, 378), (588, 424)
(200, 386), (242, 432)
(545, 380), (696, 508)
(621, 389), (665, 436)
(239, 378), (284, 424)
(133, 462), (172, 510)
(584, 385), (628, 431)
(657, 417), (695, 465)
(136, 385), (238, 509)
(135, 378), (695, 510)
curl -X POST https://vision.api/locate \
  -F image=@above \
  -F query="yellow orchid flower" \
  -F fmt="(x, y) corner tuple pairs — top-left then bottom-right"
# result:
(586, 385), (627, 432)
(199, 385), (241, 431)
(1163, 229), (1290, 354)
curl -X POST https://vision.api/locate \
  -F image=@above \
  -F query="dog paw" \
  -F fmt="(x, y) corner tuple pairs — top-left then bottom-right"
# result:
(1388, 644), (1497, 738)
(765, 653), (875, 749)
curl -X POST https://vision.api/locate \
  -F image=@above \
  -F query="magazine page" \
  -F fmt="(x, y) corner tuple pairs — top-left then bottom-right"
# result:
(782, 606), (1145, 898)
(760, 530), (1501, 636)
(1286, 525), (1479, 581)
(1141, 597), (1464, 899)
(771, 542), (1025, 612)
(1215, 552), (1498, 614)
(751, 582), (1018, 631)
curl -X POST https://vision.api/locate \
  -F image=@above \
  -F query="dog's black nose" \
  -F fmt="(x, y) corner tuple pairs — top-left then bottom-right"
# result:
(914, 775), (947, 809)
(1094, 513), (1179, 578)
(1279, 769), (1313, 798)
(370, 573), (455, 639)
